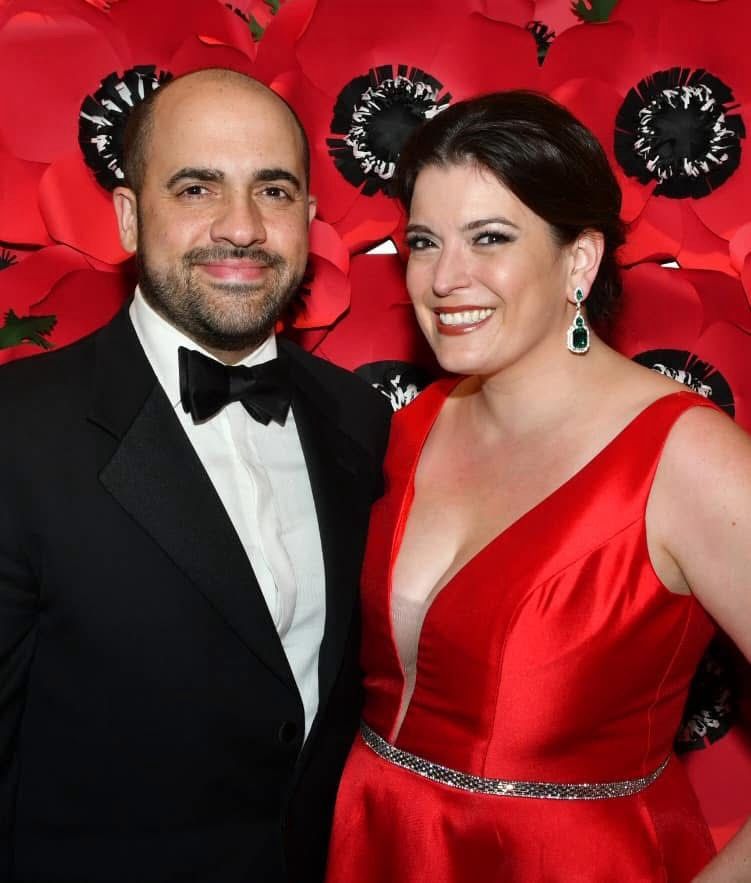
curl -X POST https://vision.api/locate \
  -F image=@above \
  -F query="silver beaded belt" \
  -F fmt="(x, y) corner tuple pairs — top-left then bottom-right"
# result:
(360, 721), (670, 800)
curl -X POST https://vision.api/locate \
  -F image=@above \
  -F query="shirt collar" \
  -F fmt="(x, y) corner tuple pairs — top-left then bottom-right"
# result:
(129, 287), (278, 409)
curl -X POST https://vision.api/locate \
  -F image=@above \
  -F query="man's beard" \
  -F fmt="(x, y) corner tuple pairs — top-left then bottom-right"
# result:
(138, 244), (304, 353)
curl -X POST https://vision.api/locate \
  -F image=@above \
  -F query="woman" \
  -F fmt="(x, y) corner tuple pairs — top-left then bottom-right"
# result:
(325, 92), (751, 882)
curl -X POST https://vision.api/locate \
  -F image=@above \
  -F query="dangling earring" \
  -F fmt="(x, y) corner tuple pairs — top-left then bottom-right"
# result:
(566, 287), (590, 354)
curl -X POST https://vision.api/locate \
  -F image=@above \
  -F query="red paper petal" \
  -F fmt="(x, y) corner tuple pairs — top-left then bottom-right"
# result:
(620, 197), (683, 266)
(253, 0), (317, 85)
(684, 726), (751, 852)
(690, 136), (751, 241)
(271, 70), (363, 225)
(608, 264), (704, 356)
(32, 266), (129, 346)
(337, 197), (404, 254)
(309, 218), (349, 275)
(678, 211), (735, 278)
(0, 244), (91, 314)
(729, 223), (751, 275)
(0, 265), (129, 364)
(655, 0), (751, 97)
(168, 34), (256, 77)
(0, 149), (53, 245)
(431, 16), (540, 97)
(681, 268), (751, 333)
(695, 321), (751, 431)
(541, 21), (647, 94)
(294, 0), (462, 95)
(742, 255), (751, 310)
(529, 0), (583, 36)
(608, 265), (751, 431)
(38, 153), (127, 265)
(313, 253), (435, 373)
(608, 0), (668, 43)
(110, 0), (250, 63)
(292, 254), (350, 329)
(0, 9), (121, 163)
(287, 219), (350, 329)
(551, 77), (653, 223)
(480, 0), (534, 28)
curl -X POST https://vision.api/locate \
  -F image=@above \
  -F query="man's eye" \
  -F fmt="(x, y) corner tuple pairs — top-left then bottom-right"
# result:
(263, 186), (291, 200)
(178, 185), (209, 197)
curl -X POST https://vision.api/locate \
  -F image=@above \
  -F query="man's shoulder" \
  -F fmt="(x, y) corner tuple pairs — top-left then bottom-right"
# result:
(0, 328), (98, 400)
(280, 338), (389, 410)
(0, 317), (125, 449)
(279, 338), (392, 455)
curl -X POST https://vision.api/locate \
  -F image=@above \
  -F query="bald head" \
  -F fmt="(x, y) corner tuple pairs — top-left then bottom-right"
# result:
(122, 68), (310, 194)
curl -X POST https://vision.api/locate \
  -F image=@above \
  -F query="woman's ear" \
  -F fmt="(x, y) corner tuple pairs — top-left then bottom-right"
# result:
(567, 230), (604, 303)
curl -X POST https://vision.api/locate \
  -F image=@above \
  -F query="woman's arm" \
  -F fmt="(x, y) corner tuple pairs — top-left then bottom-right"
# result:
(649, 405), (751, 882)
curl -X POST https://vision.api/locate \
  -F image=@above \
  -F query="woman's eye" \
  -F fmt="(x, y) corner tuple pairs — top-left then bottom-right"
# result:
(406, 235), (436, 251)
(474, 231), (511, 246)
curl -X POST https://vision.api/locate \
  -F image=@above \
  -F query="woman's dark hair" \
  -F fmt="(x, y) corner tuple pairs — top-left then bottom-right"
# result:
(394, 90), (626, 325)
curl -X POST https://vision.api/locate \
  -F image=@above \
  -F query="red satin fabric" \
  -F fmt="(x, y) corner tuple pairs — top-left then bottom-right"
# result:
(327, 380), (718, 882)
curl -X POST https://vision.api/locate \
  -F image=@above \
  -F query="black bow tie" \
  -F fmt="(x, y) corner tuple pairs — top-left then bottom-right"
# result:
(178, 346), (292, 426)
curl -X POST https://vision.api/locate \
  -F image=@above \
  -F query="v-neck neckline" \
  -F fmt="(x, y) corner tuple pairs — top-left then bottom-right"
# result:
(388, 384), (695, 641)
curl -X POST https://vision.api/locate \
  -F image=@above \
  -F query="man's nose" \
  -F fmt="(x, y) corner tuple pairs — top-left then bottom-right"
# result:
(210, 195), (267, 247)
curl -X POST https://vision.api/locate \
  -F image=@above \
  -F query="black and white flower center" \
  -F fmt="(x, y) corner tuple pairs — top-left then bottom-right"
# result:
(79, 65), (172, 191)
(0, 249), (18, 270)
(328, 65), (451, 195)
(525, 20), (555, 65)
(615, 68), (745, 199)
(633, 348), (734, 416)
(355, 360), (432, 411)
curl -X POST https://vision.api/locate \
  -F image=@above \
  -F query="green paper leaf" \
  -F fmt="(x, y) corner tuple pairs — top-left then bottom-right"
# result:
(248, 15), (265, 40)
(0, 310), (57, 350)
(247, 0), (283, 41)
(571, 0), (619, 23)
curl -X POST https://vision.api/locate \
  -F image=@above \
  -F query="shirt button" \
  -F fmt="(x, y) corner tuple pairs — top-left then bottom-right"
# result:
(278, 721), (298, 744)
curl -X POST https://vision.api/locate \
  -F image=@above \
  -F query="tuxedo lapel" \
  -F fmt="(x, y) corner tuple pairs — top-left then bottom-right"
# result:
(280, 341), (373, 710)
(88, 310), (297, 691)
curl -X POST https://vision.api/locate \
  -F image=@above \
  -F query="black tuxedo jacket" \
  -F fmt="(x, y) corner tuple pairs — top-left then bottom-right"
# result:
(0, 309), (391, 882)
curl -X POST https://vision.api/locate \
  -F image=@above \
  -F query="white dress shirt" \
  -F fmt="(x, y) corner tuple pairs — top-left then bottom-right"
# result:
(130, 290), (325, 739)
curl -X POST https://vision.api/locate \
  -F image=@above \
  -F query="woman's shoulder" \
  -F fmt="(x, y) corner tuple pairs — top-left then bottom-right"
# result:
(658, 399), (750, 483)
(597, 349), (723, 433)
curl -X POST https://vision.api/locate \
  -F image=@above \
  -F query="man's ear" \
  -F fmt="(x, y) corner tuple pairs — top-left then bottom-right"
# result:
(307, 194), (317, 226)
(113, 186), (138, 253)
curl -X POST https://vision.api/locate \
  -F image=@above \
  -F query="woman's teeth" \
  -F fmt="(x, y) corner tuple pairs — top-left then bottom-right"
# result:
(438, 309), (494, 326)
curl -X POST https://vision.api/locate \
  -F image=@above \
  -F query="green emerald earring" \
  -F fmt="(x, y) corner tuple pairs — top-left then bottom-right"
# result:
(566, 287), (590, 354)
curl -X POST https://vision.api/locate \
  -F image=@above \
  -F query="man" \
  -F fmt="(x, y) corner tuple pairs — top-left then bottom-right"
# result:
(0, 69), (390, 882)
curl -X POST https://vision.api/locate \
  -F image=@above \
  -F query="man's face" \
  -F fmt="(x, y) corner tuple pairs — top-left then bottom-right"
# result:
(114, 74), (315, 360)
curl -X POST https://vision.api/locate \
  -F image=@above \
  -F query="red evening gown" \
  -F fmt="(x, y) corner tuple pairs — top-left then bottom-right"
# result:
(326, 380), (718, 882)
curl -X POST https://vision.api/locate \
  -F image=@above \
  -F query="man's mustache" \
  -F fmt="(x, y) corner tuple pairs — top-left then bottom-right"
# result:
(184, 246), (284, 269)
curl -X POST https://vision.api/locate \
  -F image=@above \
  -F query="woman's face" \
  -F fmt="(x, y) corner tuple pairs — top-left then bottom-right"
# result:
(405, 162), (574, 378)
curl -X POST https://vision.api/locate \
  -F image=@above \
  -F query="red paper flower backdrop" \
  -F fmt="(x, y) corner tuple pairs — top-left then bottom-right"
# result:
(0, 0), (256, 263)
(605, 263), (751, 431)
(291, 252), (438, 408)
(538, 0), (751, 275)
(254, 0), (541, 251)
(0, 245), (131, 364)
(1, 0), (751, 853)
(0, 0), (352, 357)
